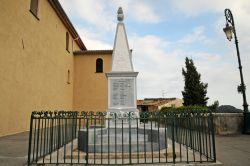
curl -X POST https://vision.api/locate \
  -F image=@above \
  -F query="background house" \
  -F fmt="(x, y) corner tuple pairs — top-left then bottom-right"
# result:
(137, 98), (183, 112)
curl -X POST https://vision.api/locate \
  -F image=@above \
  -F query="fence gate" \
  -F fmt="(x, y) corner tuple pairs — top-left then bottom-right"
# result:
(27, 110), (216, 165)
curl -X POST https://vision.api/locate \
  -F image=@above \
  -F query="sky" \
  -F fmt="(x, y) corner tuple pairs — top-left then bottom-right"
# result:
(59, 0), (250, 109)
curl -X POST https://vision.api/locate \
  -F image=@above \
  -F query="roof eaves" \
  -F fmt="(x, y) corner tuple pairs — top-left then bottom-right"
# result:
(74, 50), (113, 56)
(48, 0), (87, 50)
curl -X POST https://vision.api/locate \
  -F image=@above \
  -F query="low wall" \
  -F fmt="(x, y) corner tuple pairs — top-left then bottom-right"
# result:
(213, 113), (243, 135)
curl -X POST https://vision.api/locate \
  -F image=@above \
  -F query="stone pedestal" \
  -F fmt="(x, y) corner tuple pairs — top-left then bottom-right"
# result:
(78, 127), (167, 153)
(106, 72), (139, 128)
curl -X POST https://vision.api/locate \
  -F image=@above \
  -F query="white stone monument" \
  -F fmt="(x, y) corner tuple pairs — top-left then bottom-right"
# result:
(78, 7), (166, 153)
(106, 7), (139, 127)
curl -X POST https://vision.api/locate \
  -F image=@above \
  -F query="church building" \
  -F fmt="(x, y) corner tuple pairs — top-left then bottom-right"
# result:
(0, 0), (112, 136)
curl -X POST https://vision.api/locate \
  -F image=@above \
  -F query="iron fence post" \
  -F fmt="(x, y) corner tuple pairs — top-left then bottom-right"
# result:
(36, 115), (40, 163)
(172, 114), (176, 164)
(27, 112), (34, 165)
(86, 118), (89, 165)
(129, 112), (132, 164)
(210, 112), (216, 162)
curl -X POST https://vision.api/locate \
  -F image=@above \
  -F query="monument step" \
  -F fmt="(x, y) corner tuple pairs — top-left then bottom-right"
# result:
(78, 127), (167, 153)
(84, 127), (163, 135)
(84, 142), (167, 153)
(89, 138), (148, 144)
(90, 134), (148, 144)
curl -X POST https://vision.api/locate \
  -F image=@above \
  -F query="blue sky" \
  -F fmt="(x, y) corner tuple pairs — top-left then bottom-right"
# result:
(59, 0), (250, 109)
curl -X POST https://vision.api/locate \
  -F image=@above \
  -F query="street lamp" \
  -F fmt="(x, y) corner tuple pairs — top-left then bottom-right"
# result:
(223, 8), (250, 134)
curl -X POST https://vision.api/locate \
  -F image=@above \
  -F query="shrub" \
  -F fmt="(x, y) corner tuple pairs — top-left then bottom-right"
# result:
(208, 100), (219, 111)
(160, 105), (208, 113)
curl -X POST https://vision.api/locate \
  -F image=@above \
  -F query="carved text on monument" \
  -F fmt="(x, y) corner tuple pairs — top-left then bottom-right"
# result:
(110, 78), (134, 107)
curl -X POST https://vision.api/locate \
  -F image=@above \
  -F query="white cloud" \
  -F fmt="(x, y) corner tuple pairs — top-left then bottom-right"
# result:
(130, 33), (249, 107)
(130, 2), (161, 23)
(188, 51), (221, 62)
(59, 0), (163, 50)
(59, 0), (162, 27)
(130, 35), (184, 99)
(190, 66), (238, 105)
(59, 0), (116, 32)
(178, 26), (208, 44)
(170, 0), (250, 16)
(76, 27), (112, 50)
(109, 0), (162, 23)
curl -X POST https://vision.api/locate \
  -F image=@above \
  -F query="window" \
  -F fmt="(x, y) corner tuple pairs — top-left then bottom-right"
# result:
(66, 32), (70, 52)
(96, 58), (103, 73)
(67, 70), (70, 84)
(30, 0), (39, 18)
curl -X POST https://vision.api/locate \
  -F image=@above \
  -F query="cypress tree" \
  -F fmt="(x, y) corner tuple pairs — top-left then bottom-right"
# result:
(182, 57), (209, 106)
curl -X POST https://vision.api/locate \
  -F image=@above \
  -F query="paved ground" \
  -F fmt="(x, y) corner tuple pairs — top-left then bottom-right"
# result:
(0, 132), (250, 166)
(0, 132), (28, 166)
(215, 135), (250, 166)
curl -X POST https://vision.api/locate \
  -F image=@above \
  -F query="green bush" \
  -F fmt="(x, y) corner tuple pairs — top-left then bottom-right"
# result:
(160, 105), (208, 113)
(208, 100), (219, 111)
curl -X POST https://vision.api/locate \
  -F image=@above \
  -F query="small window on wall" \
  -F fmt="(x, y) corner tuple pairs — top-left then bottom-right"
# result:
(96, 58), (103, 73)
(66, 32), (70, 52)
(67, 70), (70, 84)
(30, 0), (39, 18)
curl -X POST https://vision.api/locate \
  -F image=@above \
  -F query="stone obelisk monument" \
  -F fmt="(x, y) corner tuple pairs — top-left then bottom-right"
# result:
(78, 8), (166, 153)
(106, 7), (139, 127)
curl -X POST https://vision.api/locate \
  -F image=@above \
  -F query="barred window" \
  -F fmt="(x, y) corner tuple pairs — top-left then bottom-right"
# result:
(96, 58), (103, 73)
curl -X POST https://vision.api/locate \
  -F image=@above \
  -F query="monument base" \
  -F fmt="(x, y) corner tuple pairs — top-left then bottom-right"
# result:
(78, 125), (167, 153)
(106, 109), (139, 128)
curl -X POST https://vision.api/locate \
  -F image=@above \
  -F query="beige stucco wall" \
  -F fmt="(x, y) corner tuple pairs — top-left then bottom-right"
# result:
(0, 0), (80, 136)
(73, 53), (112, 112)
(213, 113), (243, 135)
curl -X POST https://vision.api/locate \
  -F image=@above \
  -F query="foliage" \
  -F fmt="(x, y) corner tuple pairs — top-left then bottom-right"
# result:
(215, 105), (243, 113)
(160, 105), (208, 113)
(208, 100), (219, 111)
(160, 103), (243, 114)
(182, 57), (209, 106)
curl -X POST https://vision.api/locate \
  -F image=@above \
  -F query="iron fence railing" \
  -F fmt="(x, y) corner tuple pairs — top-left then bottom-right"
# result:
(27, 110), (216, 165)
(164, 110), (216, 163)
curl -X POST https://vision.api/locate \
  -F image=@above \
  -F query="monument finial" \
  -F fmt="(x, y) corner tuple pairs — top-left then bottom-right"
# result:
(117, 7), (124, 22)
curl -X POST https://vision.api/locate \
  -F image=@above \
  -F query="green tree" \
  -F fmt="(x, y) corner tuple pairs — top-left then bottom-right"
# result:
(182, 57), (209, 106)
(208, 100), (219, 111)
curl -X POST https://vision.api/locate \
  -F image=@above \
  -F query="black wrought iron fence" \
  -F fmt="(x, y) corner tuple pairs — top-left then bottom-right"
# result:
(27, 111), (78, 164)
(164, 110), (216, 163)
(27, 110), (216, 165)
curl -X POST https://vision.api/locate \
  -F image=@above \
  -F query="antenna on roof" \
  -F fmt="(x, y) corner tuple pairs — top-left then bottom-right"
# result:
(162, 90), (167, 98)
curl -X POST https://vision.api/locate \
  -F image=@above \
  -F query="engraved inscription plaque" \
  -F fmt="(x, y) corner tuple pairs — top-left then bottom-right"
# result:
(110, 78), (134, 107)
